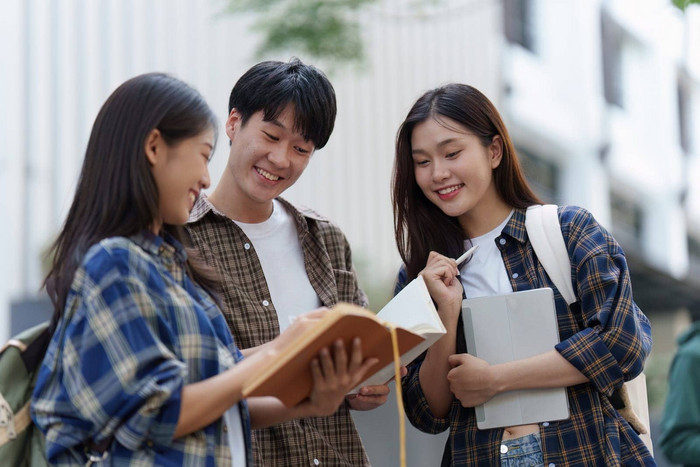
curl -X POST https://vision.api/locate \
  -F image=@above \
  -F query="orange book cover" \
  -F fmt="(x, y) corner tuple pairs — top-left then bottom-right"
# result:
(241, 303), (425, 407)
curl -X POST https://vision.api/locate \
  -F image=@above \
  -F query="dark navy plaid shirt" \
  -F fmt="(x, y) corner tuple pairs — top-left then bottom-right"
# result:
(398, 206), (655, 466)
(32, 231), (251, 466)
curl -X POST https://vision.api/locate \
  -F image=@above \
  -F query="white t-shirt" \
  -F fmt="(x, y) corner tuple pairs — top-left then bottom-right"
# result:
(234, 199), (322, 332)
(460, 211), (515, 298)
(223, 405), (247, 466)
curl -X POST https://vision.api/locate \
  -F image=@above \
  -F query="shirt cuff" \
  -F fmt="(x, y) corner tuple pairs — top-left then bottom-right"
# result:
(555, 327), (624, 396)
(115, 360), (186, 450)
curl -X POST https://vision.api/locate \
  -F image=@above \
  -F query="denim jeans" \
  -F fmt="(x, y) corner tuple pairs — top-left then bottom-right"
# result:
(500, 432), (544, 467)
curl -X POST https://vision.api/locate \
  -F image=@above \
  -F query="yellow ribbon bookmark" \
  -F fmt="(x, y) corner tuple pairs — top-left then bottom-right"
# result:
(388, 324), (406, 467)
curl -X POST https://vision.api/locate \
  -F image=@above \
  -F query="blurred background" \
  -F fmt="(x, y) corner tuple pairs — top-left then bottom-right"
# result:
(1, 0), (699, 464)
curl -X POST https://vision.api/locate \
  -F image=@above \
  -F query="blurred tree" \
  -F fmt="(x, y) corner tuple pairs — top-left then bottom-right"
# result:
(673, 0), (700, 11)
(224, 0), (378, 66)
(224, 0), (445, 67)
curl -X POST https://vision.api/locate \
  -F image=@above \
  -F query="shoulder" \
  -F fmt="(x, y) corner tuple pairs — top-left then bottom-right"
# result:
(280, 197), (330, 223)
(280, 198), (347, 237)
(556, 205), (623, 260)
(394, 266), (409, 296)
(78, 237), (153, 288)
(676, 322), (700, 357)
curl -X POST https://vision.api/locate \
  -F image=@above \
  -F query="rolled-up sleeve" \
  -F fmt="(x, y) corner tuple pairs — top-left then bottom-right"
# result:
(554, 208), (652, 396)
(402, 352), (451, 434)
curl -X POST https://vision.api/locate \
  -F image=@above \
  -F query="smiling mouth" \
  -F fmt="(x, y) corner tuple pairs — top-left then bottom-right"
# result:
(436, 184), (463, 195)
(256, 167), (280, 181)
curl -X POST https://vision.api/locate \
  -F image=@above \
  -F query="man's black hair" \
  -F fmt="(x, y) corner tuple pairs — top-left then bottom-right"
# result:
(228, 58), (337, 149)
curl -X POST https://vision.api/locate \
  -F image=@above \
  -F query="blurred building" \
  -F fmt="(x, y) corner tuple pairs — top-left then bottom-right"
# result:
(1, 0), (699, 465)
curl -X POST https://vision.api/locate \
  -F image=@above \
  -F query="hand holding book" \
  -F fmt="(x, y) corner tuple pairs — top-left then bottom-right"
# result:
(242, 276), (446, 406)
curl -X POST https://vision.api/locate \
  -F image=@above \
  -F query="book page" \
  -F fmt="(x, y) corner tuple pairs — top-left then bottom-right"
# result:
(350, 276), (446, 390)
(376, 276), (445, 335)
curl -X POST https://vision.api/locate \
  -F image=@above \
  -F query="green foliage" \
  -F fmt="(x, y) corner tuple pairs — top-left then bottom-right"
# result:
(225, 0), (378, 66)
(673, 0), (700, 11)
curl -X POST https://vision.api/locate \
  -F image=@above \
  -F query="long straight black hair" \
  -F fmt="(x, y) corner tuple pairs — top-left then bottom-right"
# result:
(44, 73), (220, 324)
(392, 84), (542, 280)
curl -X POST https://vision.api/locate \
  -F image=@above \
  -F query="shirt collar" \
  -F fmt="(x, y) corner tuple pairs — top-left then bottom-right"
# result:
(500, 208), (528, 243)
(131, 229), (187, 263)
(188, 193), (326, 231)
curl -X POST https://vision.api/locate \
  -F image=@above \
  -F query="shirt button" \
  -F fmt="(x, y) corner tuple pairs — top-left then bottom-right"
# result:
(500, 444), (508, 454)
(313, 459), (320, 465)
(262, 300), (270, 306)
(543, 421), (549, 427)
(549, 464), (556, 467)
(244, 242), (251, 250)
(512, 272), (519, 279)
(499, 238), (506, 245)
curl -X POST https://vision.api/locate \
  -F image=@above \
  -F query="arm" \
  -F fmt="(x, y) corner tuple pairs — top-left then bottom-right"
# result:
(414, 252), (464, 418)
(447, 349), (587, 407)
(554, 207), (652, 396)
(176, 325), (379, 437)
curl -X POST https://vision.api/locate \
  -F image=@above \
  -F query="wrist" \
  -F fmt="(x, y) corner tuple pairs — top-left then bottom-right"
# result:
(490, 363), (510, 394)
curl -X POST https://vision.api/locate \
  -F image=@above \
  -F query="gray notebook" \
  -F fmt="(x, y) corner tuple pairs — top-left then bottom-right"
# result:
(462, 287), (570, 430)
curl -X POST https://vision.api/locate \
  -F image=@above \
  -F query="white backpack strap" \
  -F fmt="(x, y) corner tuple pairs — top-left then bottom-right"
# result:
(525, 205), (577, 305)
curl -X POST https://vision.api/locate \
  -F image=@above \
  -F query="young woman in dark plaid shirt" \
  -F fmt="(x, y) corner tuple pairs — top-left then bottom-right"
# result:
(392, 84), (655, 466)
(31, 73), (377, 466)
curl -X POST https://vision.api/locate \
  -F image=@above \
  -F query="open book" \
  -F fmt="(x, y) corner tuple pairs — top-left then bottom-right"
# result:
(242, 276), (446, 407)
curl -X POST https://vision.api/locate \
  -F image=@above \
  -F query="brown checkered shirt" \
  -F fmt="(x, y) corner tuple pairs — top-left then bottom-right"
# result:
(186, 195), (370, 467)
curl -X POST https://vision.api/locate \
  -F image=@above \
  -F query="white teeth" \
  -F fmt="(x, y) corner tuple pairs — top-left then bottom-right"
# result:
(438, 185), (461, 195)
(189, 192), (196, 203)
(256, 168), (280, 181)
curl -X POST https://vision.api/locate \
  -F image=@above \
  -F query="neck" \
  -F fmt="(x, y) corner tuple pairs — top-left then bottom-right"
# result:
(458, 194), (512, 238)
(208, 168), (273, 224)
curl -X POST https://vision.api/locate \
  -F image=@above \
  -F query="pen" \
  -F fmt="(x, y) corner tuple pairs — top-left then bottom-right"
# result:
(454, 244), (479, 266)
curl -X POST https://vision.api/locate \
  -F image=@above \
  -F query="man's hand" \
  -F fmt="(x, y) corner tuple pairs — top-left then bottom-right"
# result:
(346, 384), (390, 411)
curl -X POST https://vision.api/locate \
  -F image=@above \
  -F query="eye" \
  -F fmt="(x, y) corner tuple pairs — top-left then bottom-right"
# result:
(202, 153), (212, 163)
(294, 146), (311, 155)
(413, 159), (429, 167)
(263, 131), (279, 142)
(446, 150), (461, 159)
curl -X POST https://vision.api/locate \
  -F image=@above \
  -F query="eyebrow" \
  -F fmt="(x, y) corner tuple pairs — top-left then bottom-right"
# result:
(267, 119), (287, 130)
(412, 138), (458, 154)
(202, 142), (214, 150)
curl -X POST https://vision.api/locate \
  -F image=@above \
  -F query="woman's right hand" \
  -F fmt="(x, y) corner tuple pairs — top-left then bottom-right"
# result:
(419, 251), (463, 326)
(297, 338), (378, 418)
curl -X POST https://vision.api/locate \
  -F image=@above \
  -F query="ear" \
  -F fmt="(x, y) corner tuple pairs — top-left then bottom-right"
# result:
(225, 108), (242, 141)
(489, 135), (504, 169)
(144, 129), (163, 167)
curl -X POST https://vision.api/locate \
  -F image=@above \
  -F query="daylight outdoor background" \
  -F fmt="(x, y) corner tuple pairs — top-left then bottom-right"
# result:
(1, 0), (699, 465)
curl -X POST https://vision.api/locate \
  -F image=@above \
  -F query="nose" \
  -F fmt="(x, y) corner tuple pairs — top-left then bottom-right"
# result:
(201, 164), (211, 190)
(431, 159), (450, 182)
(268, 145), (291, 169)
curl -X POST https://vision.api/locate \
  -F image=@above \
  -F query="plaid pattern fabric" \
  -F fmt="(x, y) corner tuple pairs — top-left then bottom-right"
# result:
(399, 206), (655, 466)
(187, 195), (370, 467)
(32, 231), (251, 466)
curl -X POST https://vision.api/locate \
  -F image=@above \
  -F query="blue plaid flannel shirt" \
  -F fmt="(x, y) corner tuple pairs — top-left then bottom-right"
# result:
(398, 206), (655, 466)
(32, 231), (251, 466)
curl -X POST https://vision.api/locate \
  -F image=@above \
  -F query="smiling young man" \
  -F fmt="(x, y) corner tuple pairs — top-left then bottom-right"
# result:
(186, 59), (386, 466)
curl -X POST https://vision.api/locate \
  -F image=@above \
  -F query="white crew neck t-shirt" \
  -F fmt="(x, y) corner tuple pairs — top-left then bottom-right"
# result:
(460, 211), (515, 298)
(234, 199), (322, 332)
